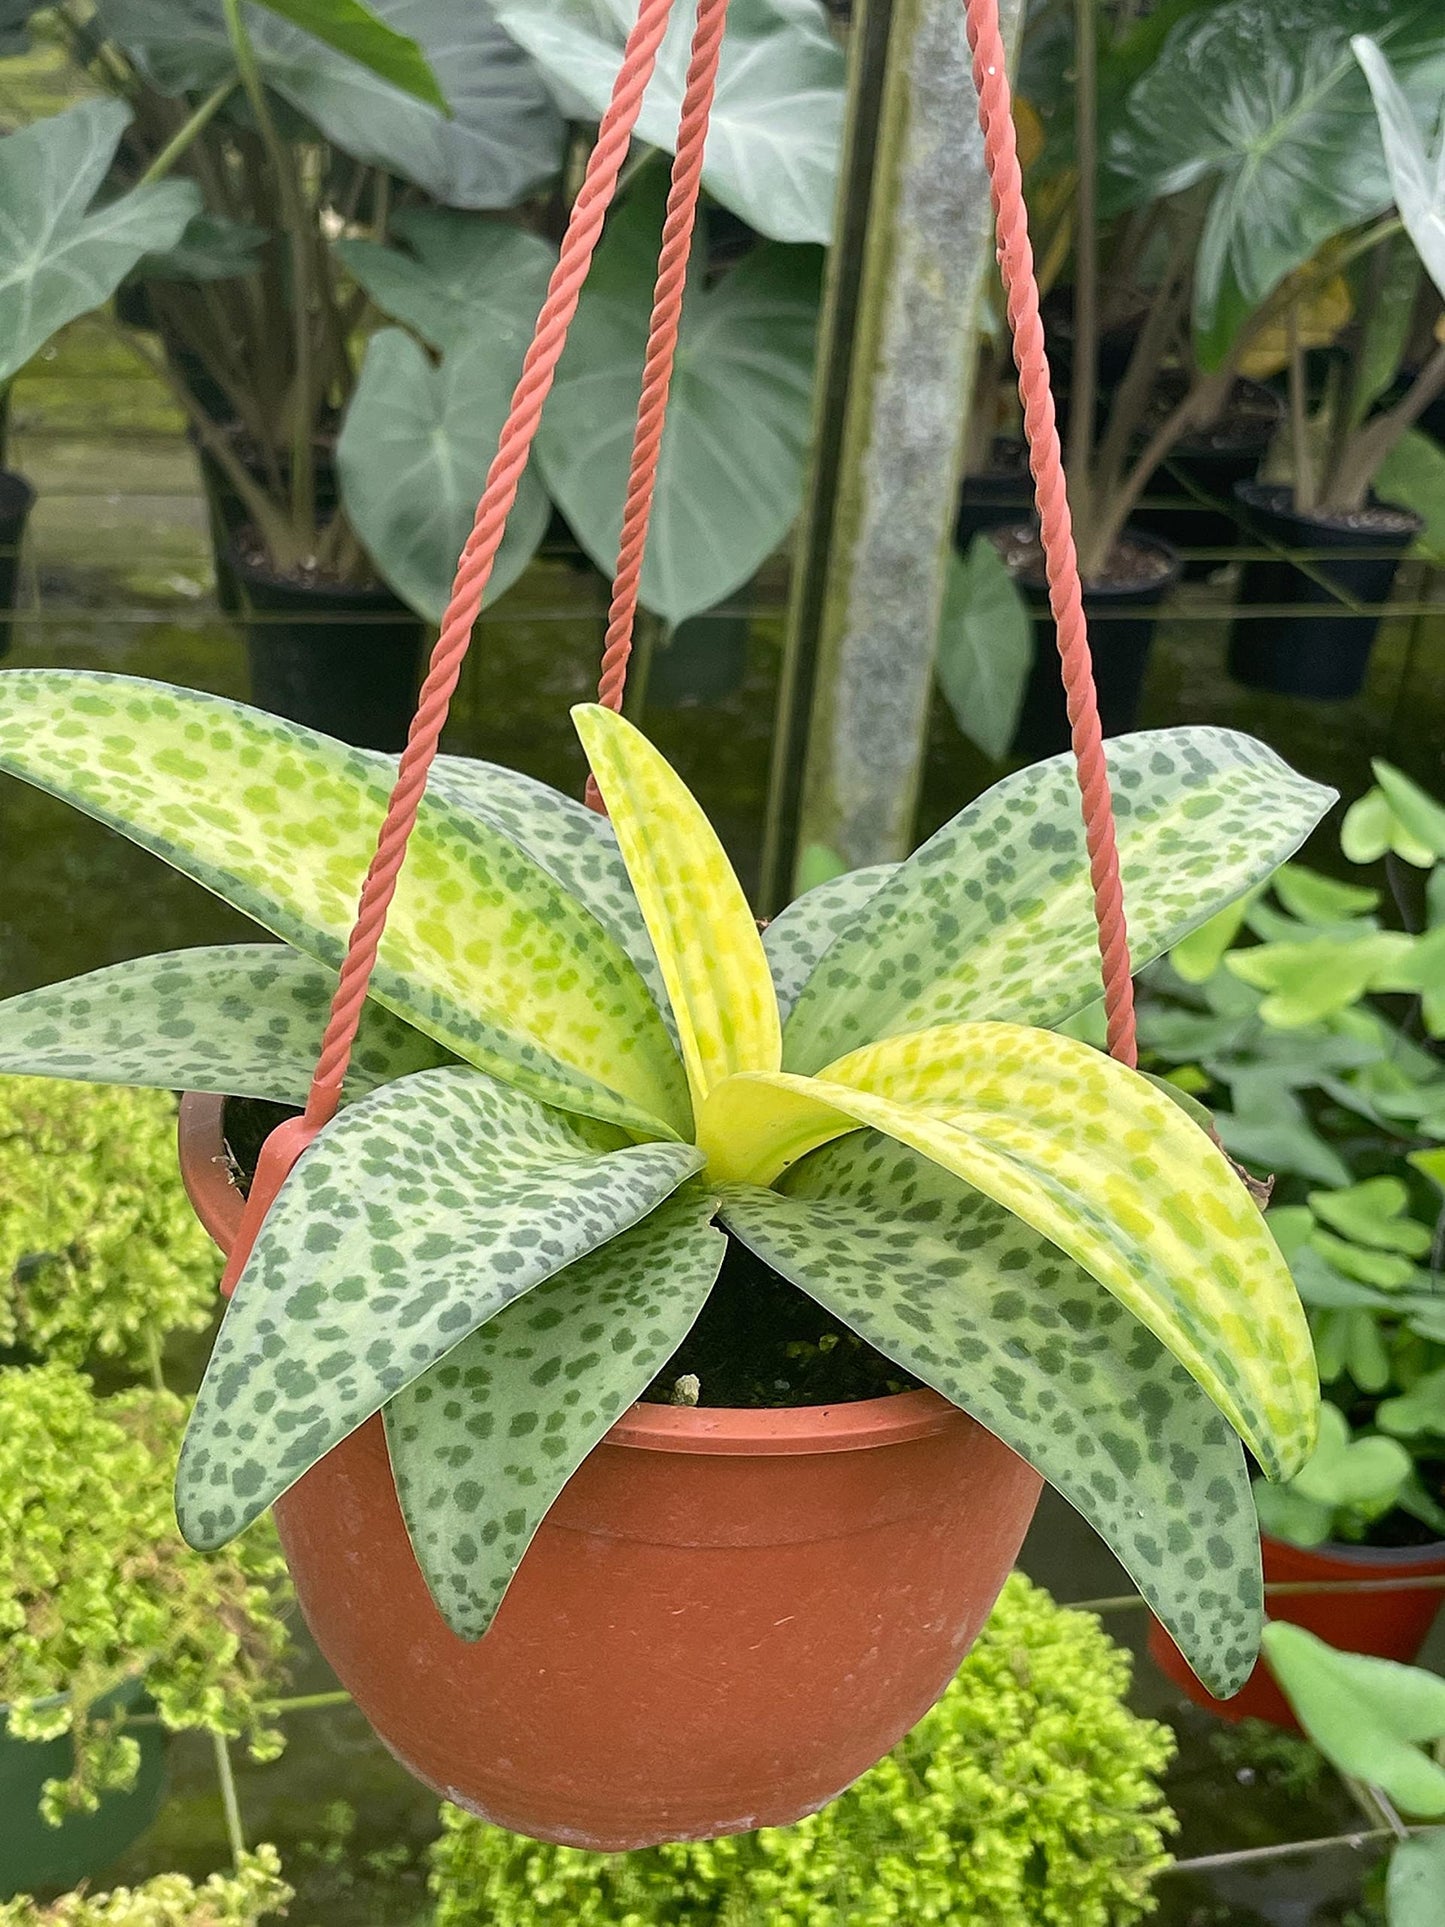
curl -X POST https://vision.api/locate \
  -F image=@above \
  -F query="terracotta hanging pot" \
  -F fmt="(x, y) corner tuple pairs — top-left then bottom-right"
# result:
(178, 1094), (1042, 1849)
(1148, 1531), (1445, 1732)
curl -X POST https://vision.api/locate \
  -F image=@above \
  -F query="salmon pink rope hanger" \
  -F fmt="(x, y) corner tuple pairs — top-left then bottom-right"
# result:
(220, 0), (1135, 1296)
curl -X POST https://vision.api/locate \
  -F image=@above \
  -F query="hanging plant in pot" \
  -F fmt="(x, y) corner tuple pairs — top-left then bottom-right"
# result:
(0, 670), (1331, 1843)
(0, 0), (1329, 1854)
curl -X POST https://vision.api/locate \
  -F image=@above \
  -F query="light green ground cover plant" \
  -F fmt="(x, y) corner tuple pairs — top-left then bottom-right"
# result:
(0, 1077), (218, 1375)
(0, 671), (1332, 1694)
(1139, 760), (1445, 1550)
(0, 1363), (290, 1822)
(429, 1573), (1176, 1927)
(0, 1849), (291, 1927)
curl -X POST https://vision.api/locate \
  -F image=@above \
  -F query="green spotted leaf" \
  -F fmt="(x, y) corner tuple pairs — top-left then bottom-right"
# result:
(762, 863), (897, 1021)
(721, 1137), (1262, 1698)
(0, 672), (689, 1138)
(386, 1183), (724, 1638)
(176, 1066), (704, 1551)
(0, 946), (451, 1103)
(698, 1021), (1319, 1481)
(426, 753), (672, 1036)
(781, 727), (1335, 1074)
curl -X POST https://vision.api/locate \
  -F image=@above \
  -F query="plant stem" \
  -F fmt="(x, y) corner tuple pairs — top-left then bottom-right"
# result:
(222, 0), (316, 550)
(1164, 1825), (1420, 1875)
(138, 80), (237, 185)
(1074, 1572), (1445, 1615)
(1288, 297), (1316, 514)
(1329, 338), (1445, 512)
(211, 1730), (247, 1871)
(1065, 0), (1099, 564)
(146, 1330), (166, 1394)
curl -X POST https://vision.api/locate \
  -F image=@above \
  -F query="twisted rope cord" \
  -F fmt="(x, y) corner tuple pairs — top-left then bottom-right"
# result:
(584, 0), (731, 813)
(962, 0), (1138, 1065)
(219, 0), (686, 1290)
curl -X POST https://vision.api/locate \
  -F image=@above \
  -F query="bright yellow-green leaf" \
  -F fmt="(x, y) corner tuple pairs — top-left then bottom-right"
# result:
(696, 1020), (1318, 1480)
(573, 704), (779, 1109)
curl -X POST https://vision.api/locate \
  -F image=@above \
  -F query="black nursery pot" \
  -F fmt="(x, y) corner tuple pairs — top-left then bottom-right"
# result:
(0, 469), (34, 661)
(228, 543), (425, 753)
(956, 439), (1034, 549)
(197, 435), (340, 617)
(1004, 527), (1181, 761)
(1227, 481), (1423, 701)
(1134, 380), (1283, 580)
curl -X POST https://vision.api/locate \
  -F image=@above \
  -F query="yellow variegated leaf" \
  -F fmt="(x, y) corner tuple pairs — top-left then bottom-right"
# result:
(573, 704), (779, 1108)
(696, 1020), (1318, 1480)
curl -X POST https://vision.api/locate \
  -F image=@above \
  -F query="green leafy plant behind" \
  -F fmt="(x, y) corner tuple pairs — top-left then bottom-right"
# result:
(430, 1573), (1176, 1927)
(0, 1850), (291, 1926)
(0, 1364), (291, 1822)
(0, 671), (1333, 1697)
(492, 0), (846, 244)
(0, 1078), (219, 1376)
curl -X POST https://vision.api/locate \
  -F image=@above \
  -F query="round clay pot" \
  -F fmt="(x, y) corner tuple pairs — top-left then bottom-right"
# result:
(178, 1094), (1042, 1850)
(1148, 1531), (1445, 1732)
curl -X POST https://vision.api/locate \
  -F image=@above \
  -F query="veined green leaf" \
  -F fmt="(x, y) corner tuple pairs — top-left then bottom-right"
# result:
(573, 705), (779, 1108)
(177, 1067), (704, 1550)
(782, 727), (1334, 1074)
(1355, 35), (1445, 301)
(0, 946), (450, 1103)
(387, 1184), (724, 1638)
(697, 1021), (1318, 1479)
(721, 1141), (1262, 1698)
(1226, 930), (1415, 1026)
(0, 673), (690, 1138)
(253, 0), (448, 109)
(762, 862), (896, 1021)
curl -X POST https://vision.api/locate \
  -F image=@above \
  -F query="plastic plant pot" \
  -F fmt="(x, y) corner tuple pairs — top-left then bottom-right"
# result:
(0, 470), (35, 661)
(1226, 481), (1423, 700)
(1133, 380), (1283, 580)
(1147, 1531), (1445, 1732)
(178, 1093), (1043, 1852)
(227, 542), (425, 754)
(0, 1681), (168, 1900)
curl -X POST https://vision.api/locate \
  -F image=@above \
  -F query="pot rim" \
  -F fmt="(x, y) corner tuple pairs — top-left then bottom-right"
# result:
(177, 1092), (964, 1459)
(1261, 1530), (1445, 1573)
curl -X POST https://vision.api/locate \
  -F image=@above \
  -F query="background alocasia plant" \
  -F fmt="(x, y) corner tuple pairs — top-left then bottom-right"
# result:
(0, 669), (1331, 1695)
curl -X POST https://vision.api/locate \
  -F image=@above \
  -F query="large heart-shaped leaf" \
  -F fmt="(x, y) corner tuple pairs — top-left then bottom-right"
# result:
(98, 0), (564, 210)
(722, 1141), (1262, 1698)
(575, 705), (779, 1107)
(698, 1020), (1319, 1480)
(492, 0), (845, 243)
(338, 206), (555, 355)
(0, 673), (690, 1137)
(1106, 0), (1445, 348)
(0, 946), (451, 1103)
(536, 180), (822, 624)
(337, 329), (551, 623)
(934, 540), (1033, 763)
(1355, 36), (1445, 301)
(1263, 1623), (1445, 1816)
(0, 101), (200, 386)
(762, 862), (897, 1021)
(1387, 1828), (1445, 1925)
(781, 727), (1335, 1075)
(252, 0), (447, 108)
(386, 1182), (723, 1638)
(177, 1065), (704, 1549)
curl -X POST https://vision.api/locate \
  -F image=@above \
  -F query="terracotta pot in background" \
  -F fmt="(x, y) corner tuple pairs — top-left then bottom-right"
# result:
(178, 1094), (1042, 1850)
(1148, 1531), (1445, 1732)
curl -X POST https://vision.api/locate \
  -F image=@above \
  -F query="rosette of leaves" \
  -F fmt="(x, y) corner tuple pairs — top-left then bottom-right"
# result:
(0, 1849), (291, 1927)
(0, 1077), (219, 1375)
(0, 670), (1335, 1695)
(431, 1573), (1176, 1927)
(0, 1364), (290, 1822)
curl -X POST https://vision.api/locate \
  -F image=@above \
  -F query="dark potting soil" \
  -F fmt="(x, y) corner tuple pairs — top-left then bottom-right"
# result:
(1140, 373), (1282, 455)
(221, 1098), (920, 1410)
(231, 526), (383, 595)
(1242, 483), (1422, 539)
(991, 523), (1175, 594)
